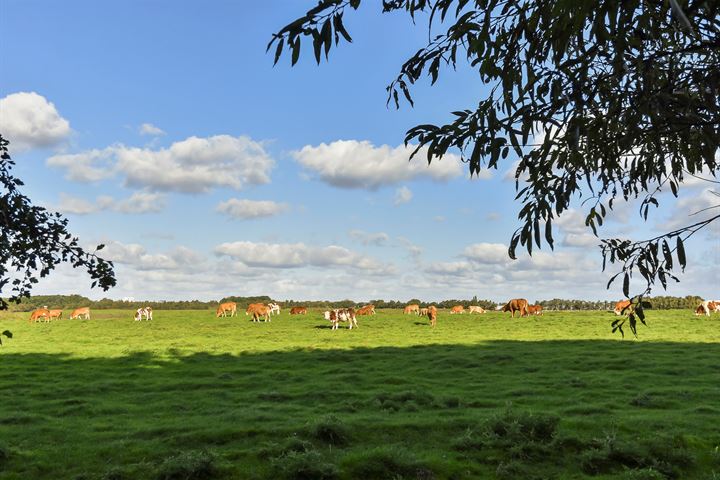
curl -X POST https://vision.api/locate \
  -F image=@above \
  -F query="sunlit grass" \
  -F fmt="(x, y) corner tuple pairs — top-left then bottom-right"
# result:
(1, 308), (718, 479)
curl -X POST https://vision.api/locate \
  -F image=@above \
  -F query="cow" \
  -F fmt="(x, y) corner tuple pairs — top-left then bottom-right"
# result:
(502, 298), (530, 318)
(356, 305), (375, 316)
(468, 305), (485, 314)
(696, 300), (718, 316)
(695, 305), (707, 316)
(134, 307), (152, 321)
(427, 305), (437, 327)
(290, 306), (308, 315)
(247, 304), (271, 322)
(268, 303), (281, 315)
(47, 309), (63, 321)
(246, 303), (266, 315)
(450, 305), (465, 314)
(614, 300), (632, 316)
(70, 307), (91, 320)
(403, 304), (420, 315)
(216, 302), (237, 318)
(29, 308), (50, 323)
(419, 307), (429, 316)
(324, 308), (358, 330)
(527, 305), (544, 316)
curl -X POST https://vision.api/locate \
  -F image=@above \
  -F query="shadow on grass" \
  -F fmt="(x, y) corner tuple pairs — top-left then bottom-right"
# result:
(1, 340), (719, 479)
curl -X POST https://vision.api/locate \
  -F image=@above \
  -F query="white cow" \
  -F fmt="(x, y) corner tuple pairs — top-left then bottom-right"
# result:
(268, 303), (281, 315)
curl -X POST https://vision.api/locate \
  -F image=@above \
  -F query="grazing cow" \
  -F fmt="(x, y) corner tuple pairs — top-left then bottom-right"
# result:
(427, 306), (437, 327)
(419, 307), (429, 316)
(47, 309), (63, 321)
(246, 303), (265, 315)
(403, 304), (420, 315)
(134, 307), (152, 321)
(70, 307), (91, 320)
(468, 306), (485, 314)
(696, 300), (718, 316)
(614, 300), (632, 316)
(502, 298), (530, 318)
(29, 308), (50, 323)
(450, 305), (465, 314)
(290, 306), (308, 315)
(324, 308), (358, 330)
(527, 305), (544, 316)
(216, 302), (237, 318)
(356, 305), (376, 316)
(268, 303), (281, 315)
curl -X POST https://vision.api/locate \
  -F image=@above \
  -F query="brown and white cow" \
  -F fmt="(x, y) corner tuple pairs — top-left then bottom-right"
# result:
(696, 300), (719, 316)
(468, 305), (485, 314)
(134, 307), (152, 321)
(70, 307), (91, 320)
(216, 302), (237, 318)
(614, 300), (632, 316)
(695, 305), (707, 316)
(268, 303), (281, 315)
(527, 305), (543, 316)
(290, 306), (308, 315)
(29, 308), (50, 323)
(427, 305), (438, 327)
(502, 299), (529, 318)
(403, 304), (420, 315)
(450, 305), (465, 314)
(324, 308), (358, 330)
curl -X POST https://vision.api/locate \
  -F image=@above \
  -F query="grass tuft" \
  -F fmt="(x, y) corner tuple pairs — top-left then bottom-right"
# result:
(341, 446), (431, 479)
(271, 450), (338, 480)
(306, 414), (351, 446)
(155, 450), (218, 480)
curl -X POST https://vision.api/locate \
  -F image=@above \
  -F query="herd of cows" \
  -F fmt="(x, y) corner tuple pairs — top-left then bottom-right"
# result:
(24, 298), (720, 327)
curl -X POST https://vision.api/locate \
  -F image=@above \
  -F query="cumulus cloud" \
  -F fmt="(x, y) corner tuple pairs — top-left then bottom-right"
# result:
(462, 243), (509, 264)
(394, 186), (413, 205)
(292, 140), (463, 189)
(56, 192), (165, 215)
(47, 135), (274, 193)
(103, 241), (205, 271)
(216, 198), (288, 220)
(139, 123), (165, 136)
(659, 189), (720, 232)
(349, 230), (389, 246)
(214, 241), (391, 272)
(0, 92), (71, 151)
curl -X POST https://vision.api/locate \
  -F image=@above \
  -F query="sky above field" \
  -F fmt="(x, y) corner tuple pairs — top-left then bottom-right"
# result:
(1, 1), (718, 303)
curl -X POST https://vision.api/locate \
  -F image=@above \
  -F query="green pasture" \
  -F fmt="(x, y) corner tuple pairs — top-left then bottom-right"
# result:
(1, 308), (718, 479)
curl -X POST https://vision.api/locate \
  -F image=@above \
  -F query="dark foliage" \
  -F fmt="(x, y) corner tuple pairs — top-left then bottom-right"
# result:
(0, 134), (116, 310)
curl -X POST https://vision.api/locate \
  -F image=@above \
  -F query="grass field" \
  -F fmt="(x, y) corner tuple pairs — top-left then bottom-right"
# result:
(1, 308), (719, 479)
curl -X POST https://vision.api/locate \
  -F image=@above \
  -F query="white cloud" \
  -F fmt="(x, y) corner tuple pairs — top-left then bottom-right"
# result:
(462, 243), (509, 264)
(139, 123), (165, 136)
(292, 140), (463, 189)
(394, 186), (413, 205)
(349, 230), (389, 246)
(659, 189), (720, 232)
(216, 198), (288, 220)
(47, 135), (274, 193)
(103, 241), (205, 271)
(0, 92), (71, 151)
(562, 233), (599, 248)
(214, 241), (391, 272)
(55, 192), (165, 215)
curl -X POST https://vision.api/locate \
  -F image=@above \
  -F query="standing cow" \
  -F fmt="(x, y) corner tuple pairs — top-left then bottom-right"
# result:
(502, 299), (529, 318)
(403, 304), (420, 315)
(427, 305), (437, 327)
(70, 307), (91, 320)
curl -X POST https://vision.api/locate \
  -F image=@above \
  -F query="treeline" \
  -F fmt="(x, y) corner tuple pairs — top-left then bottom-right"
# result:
(3, 294), (707, 313)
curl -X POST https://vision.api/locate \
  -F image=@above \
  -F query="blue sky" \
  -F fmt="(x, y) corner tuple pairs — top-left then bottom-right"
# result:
(1, 1), (718, 303)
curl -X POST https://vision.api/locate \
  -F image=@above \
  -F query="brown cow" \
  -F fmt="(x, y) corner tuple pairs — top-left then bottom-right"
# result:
(527, 305), (543, 316)
(290, 306), (308, 315)
(502, 299), (529, 318)
(468, 305), (485, 314)
(29, 308), (50, 323)
(216, 302), (237, 317)
(47, 309), (63, 321)
(450, 305), (465, 314)
(247, 304), (271, 322)
(614, 300), (632, 316)
(427, 305), (437, 327)
(70, 307), (90, 320)
(356, 305), (376, 316)
(419, 307), (429, 316)
(246, 303), (266, 315)
(403, 304), (420, 315)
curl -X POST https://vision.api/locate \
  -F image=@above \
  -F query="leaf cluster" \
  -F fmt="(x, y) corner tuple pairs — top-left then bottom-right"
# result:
(0, 134), (116, 310)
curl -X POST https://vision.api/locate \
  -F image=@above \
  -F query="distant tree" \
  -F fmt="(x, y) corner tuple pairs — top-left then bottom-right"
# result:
(270, 1), (720, 335)
(0, 134), (116, 310)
